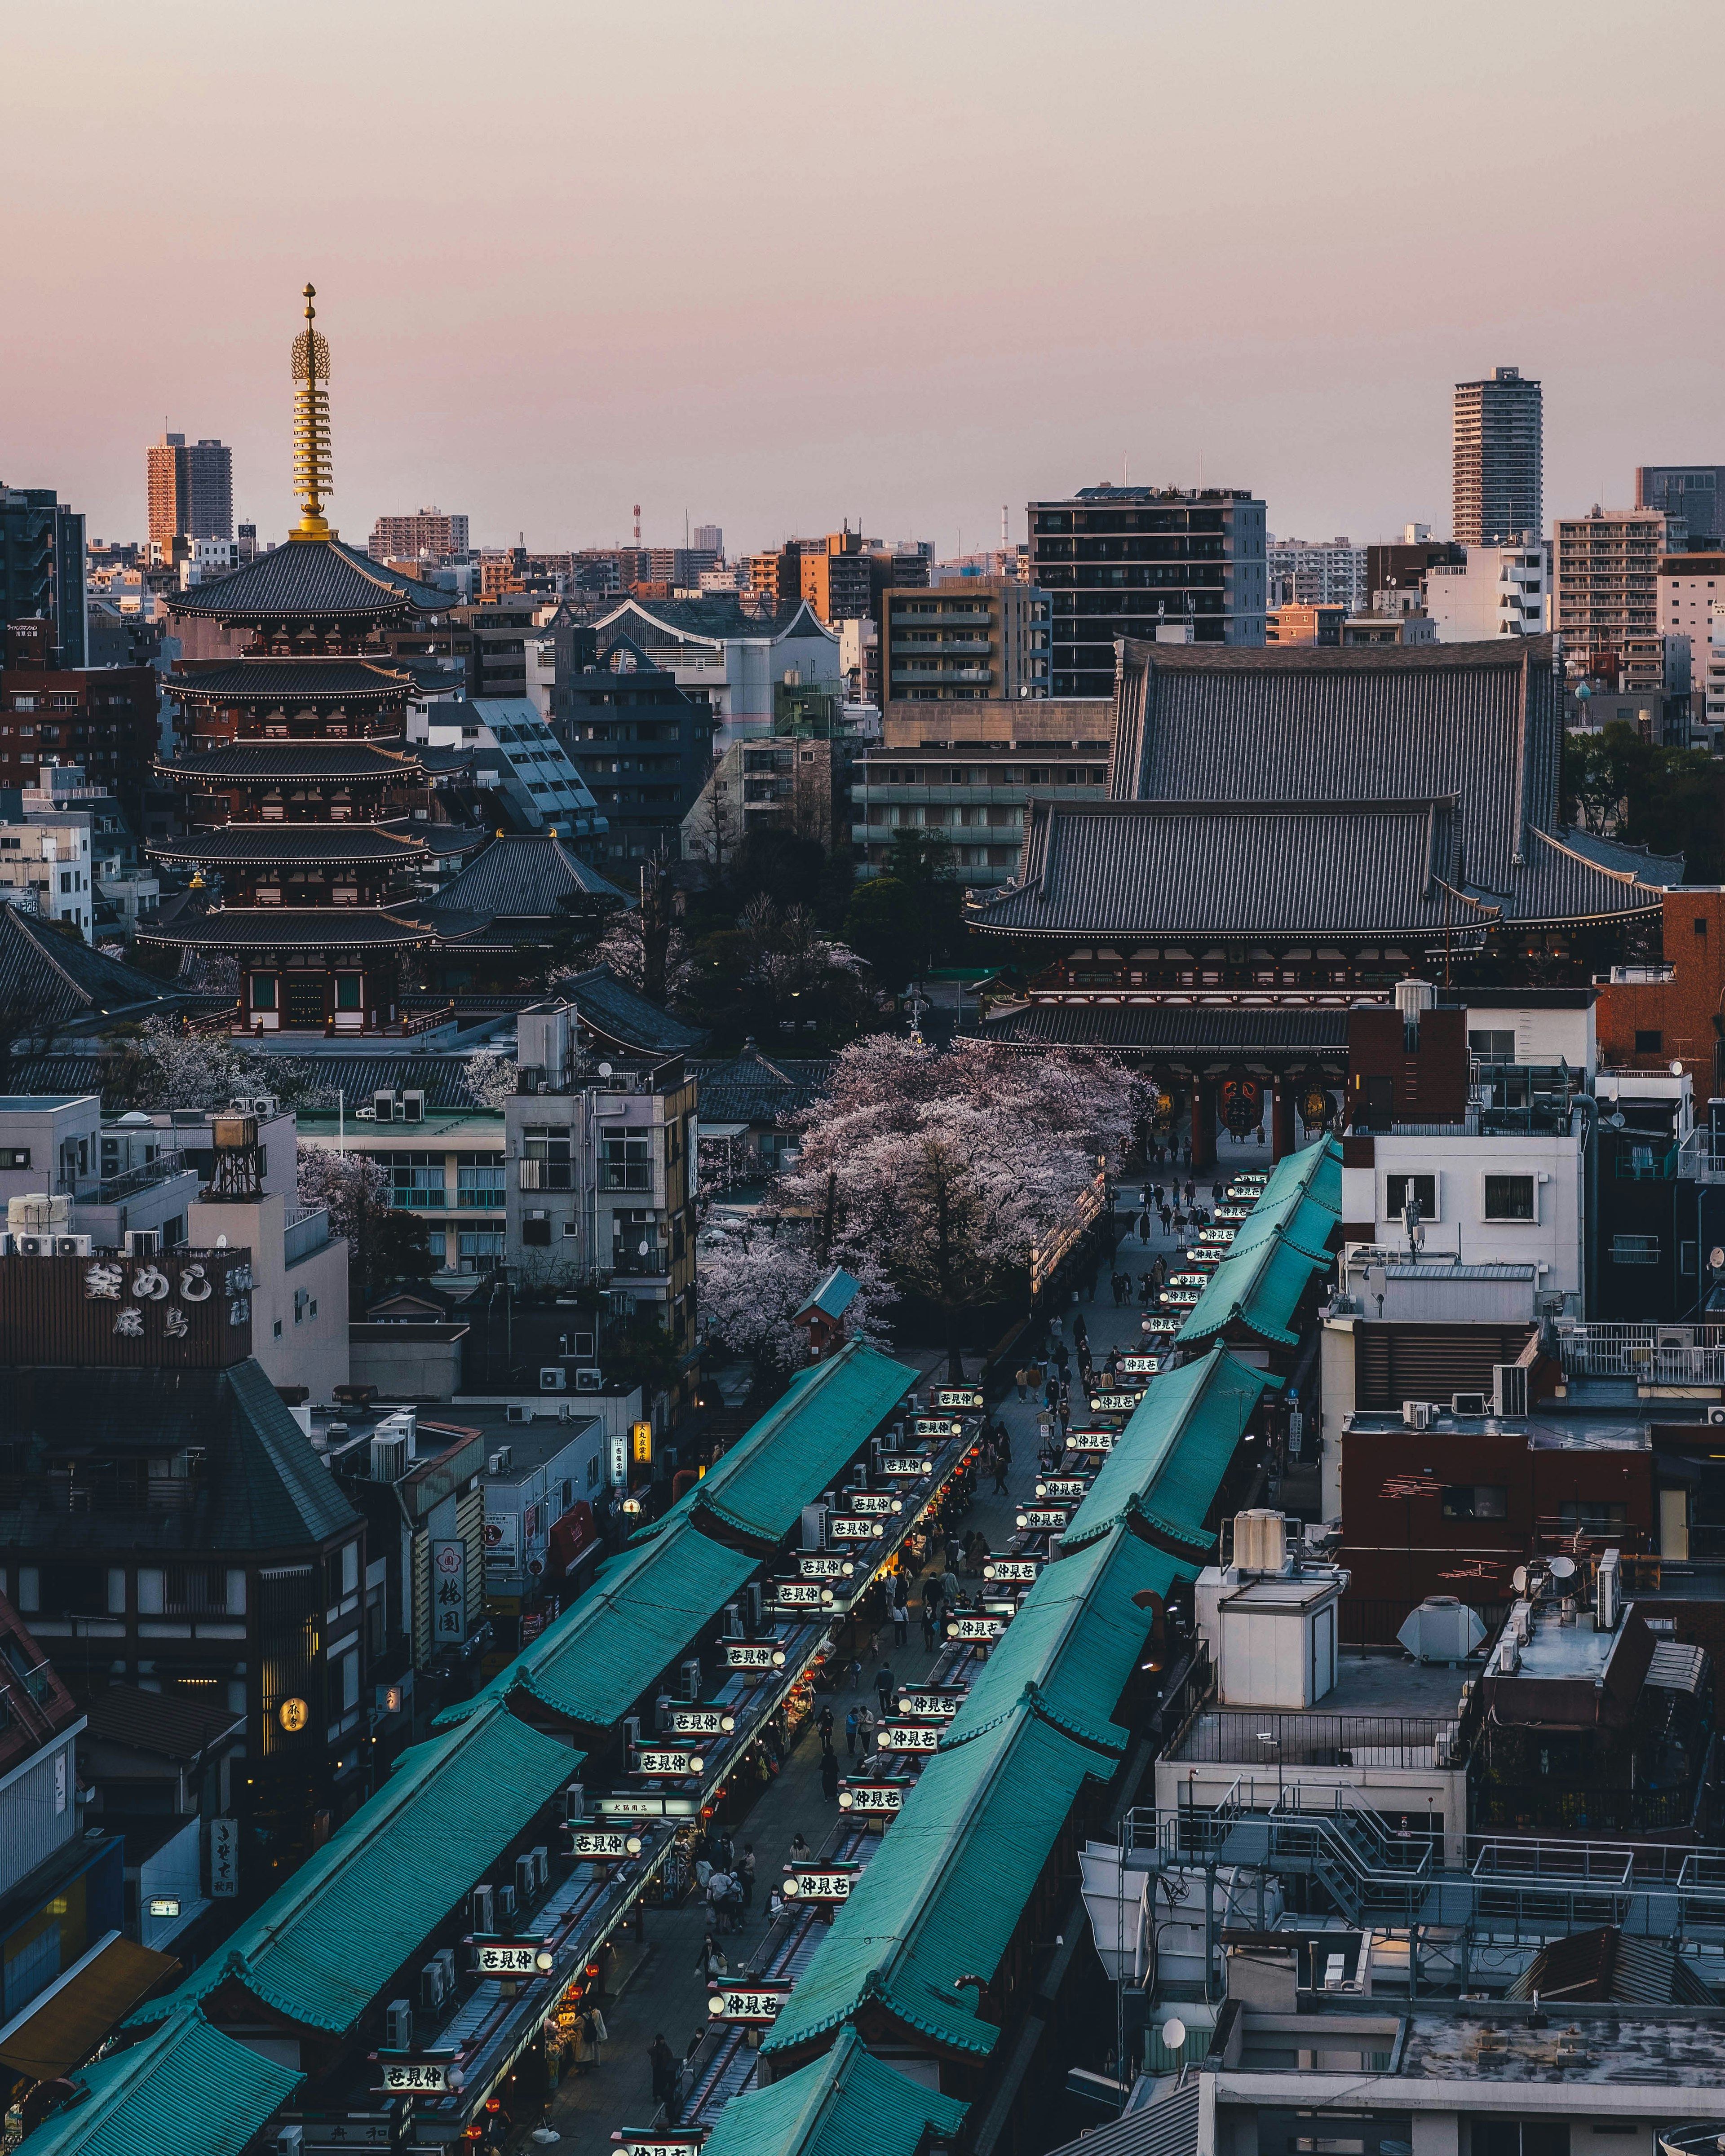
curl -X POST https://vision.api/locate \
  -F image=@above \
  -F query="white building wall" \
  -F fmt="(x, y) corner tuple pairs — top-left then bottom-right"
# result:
(186, 1191), (351, 1401)
(1340, 1130), (1583, 1301)
(1424, 543), (1550, 641)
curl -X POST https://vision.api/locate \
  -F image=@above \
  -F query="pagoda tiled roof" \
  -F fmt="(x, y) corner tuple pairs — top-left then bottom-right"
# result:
(139, 905), (439, 950)
(155, 742), (423, 785)
(150, 825), (431, 868)
(168, 658), (415, 703)
(164, 537), (453, 621)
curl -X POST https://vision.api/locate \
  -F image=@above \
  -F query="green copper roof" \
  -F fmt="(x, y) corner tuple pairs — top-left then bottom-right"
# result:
(1063, 1347), (1275, 1553)
(134, 1704), (578, 2036)
(762, 1694), (1112, 2062)
(1177, 1143), (1340, 1351)
(703, 2028), (967, 2156)
(634, 1340), (917, 1551)
(20, 2010), (301, 2156)
(438, 1514), (759, 1731)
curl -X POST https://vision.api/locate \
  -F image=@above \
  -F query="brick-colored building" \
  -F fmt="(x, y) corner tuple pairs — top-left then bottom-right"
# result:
(0, 619), (159, 812)
(1594, 886), (1725, 1090)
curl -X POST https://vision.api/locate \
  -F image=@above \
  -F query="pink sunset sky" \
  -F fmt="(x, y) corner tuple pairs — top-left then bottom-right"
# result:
(3, 0), (1720, 557)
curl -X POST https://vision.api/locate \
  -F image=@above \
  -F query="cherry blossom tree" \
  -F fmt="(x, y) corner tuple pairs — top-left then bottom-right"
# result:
(774, 1038), (1138, 1375)
(697, 1219), (893, 1384)
(462, 1048), (520, 1112)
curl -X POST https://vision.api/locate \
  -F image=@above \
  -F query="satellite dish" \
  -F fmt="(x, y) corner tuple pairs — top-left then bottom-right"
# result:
(1512, 1564), (1529, 1594)
(1161, 2017), (1188, 2054)
(1711, 1248), (1725, 1272)
(598, 1061), (613, 1078)
(215, 1233), (228, 1248)
(1550, 1555), (1576, 1582)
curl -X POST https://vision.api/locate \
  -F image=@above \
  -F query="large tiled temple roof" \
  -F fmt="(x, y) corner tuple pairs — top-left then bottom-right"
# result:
(167, 658), (415, 702)
(155, 742), (424, 784)
(164, 536), (452, 621)
(150, 826), (430, 868)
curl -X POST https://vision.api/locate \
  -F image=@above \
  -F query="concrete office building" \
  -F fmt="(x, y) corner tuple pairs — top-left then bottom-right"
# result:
(1658, 548), (1725, 709)
(1028, 484), (1269, 696)
(0, 484), (87, 667)
(1453, 367), (1542, 545)
(1553, 507), (1668, 682)
(1638, 464), (1725, 546)
(145, 433), (232, 546)
(369, 508), (470, 562)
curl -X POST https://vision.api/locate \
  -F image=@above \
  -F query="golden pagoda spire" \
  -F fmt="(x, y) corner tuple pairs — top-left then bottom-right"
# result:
(290, 282), (334, 539)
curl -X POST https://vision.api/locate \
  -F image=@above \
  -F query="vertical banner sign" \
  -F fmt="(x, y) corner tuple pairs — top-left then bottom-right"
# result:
(209, 1816), (239, 1898)
(632, 1420), (654, 1465)
(432, 1537), (467, 1646)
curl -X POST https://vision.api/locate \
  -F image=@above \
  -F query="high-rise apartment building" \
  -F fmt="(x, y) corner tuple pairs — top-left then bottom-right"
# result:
(1027, 484), (1268, 695)
(0, 485), (87, 667)
(1637, 466), (1725, 548)
(1267, 535), (1367, 611)
(881, 577), (1050, 703)
(368, 507), (470, 562)
(799, 531), (874, 625)
(1552, 508), (1668, 681)
(691, 523), (723, 556)
(145, 433), (233, 546)
(1453, 367), (1542, 546)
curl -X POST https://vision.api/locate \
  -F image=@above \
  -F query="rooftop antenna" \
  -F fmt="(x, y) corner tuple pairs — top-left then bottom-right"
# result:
(633, 503), (641, 547)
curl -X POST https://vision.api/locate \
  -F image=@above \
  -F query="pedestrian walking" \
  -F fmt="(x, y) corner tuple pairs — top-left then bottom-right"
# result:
(695, 1933), (727, 1982)
(941, 1566), (959, 1610)
(1159, 1204), (1172, 1234)
(789, 1831), (812, 1864)
(1048, 1312), (1064, 1345)
(739, 1844), (756, 1909)
(993, 1448), (1009, 1494)
(858, 1705), (876, 1757)
(892, 1582), (909, 1645)
(1015, 1364), (1030, 1402)
(1153, 1183), (1164, 1211)
(875, 1661), (895, 1714)
(818, 1704), (834, 1755)
(845, 1705), (859, 1757)
(921, 1598), (937, 1651)
(820, 1747), (840, 1801)
(846, 1657), (862, 1691)
(1072, 1310), (1087, 1349)
(650, 2033), (677, 2116)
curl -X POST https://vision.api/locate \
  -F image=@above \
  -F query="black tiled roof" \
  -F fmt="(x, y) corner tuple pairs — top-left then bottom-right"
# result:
(139, 905), (438, 950)
(416, 745), (478, 774)
(971, 1005), (1353, 1055)
(150, 826), (431, 867)
(426, 833), (630, 924)
(278, 1053), (505, 1109)
(690, 1054), (832, 1125)
(0, 907), (183, 1030)
(156, 743), (422, 785)
(975, 797), (1499, 940)
(563, 967), (708, 1056)
(167, 659), (414, 703)
(0, 1360), (361, 1553)
(165, 538), (453, 621)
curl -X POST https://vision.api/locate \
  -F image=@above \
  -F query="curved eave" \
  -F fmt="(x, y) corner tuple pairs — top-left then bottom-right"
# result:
(970, 916), (1498, 942)
(154, 754), (420, 786)
(169, 682), (411, 706)
(148, 833), (431, 868)
(137, 907), (438, 951)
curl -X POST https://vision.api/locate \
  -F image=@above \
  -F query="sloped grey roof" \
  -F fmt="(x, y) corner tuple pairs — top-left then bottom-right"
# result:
(972, 1005), (1350, 1055)
(565, 966), (707, 1055)
(165, 537), (452, 620)
(1044, 2079), (1200, 2156)
(689, 1053), (830, 1123)
(151, 826), (429, 867)
(156, 742), (422, 784)
(426, 834), (629, 925)
(977, 797), (1498, 939)
(167, 658), (413, 703)
(140, 905), (438, 950)
(0, 906), (184, 1029)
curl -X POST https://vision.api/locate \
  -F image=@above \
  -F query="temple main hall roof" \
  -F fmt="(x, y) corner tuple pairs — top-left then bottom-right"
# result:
(140, 904), (439, 951)
(168, 658), (416, 704)
(165, 536), (452, 622)
(973, 636), (1678, 944)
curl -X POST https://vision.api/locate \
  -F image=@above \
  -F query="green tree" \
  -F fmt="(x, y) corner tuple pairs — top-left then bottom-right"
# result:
(843, 830), (965, 989)
(606, 1313), (683, 1402)
(1561, 720), (1725, 882)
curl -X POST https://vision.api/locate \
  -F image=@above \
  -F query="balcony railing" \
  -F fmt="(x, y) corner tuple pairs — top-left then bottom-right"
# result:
(1553, 1320), (1725, 1384)
(519, 1159), (574, 1191)
(1168, 1707), (1462, 1772)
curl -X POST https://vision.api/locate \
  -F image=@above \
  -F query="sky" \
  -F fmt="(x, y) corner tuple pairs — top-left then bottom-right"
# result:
(4, 0), (1722, 559)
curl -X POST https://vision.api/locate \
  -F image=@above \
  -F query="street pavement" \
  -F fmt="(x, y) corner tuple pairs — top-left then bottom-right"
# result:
(525, 1135), (1285, 2151)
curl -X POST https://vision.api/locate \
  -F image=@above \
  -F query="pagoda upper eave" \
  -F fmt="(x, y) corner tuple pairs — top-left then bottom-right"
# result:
(148, 826), (432, 869)
(137, 906), (439, 951)
(155, 743), (425, 786)
(168, 658), (416, 705)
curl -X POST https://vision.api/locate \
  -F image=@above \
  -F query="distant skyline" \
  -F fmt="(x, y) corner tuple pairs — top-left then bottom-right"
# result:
(4, 0), (1721, 559)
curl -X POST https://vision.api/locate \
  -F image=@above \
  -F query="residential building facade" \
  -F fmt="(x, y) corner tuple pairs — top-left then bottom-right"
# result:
(144, 433), (232, 546)
(1266, 535), (1367, 611)
(0, 484), (87, 667)
(368, 508), (470, 562)
(1638, 462), (1725, 545)
(0, 619), (159, 816)
(1552, 506), (1668, 682)
(590, 594), (844, 746)
(1027, 484), (1269, 696)
(880, 575), (1049, 702)
(1452, 365), (1542, 545)
(555, 636), (712, 872)
(1422, 539), (1551, 640)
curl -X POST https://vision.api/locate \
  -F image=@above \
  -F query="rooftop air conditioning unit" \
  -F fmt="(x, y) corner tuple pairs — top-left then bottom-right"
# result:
(52, 1235), (91, 1256)
(373, 1091), (395, 1123)
(1451, 1391), (1488, 1418)
(432, 1946), (456, 1994)
(1658, 1330), (1688, 1351)
(371, 1434), (409, 1483)
(655, 1692), (675, 1732)
(402, 1091), (425, 1124)
(506, 1404), (531, 1425)
(530, 1845), (549, 1895)
(722, 1600), (742, 1638)
(557, 1401), (576, 1421)
(470, 1883), (494, 1933)
(681, 1657), (701, 1700)
(230, 1093), (277, 1120)
(563, 1781), (585, 1820)
(1492, 1363), (1529, 1419)
(385, 1998), (413, 2050)
(278, 2130), (305, 2156)
(1596, 1548), (1621, 1631)
(574, 1367), (602, 1393)
(13, 1237), (46, 1257)
(540, 1366), (566, 1393)
(487, 1445), (512, 1475)
(1708, 1406), (1725, 1427)
(622, 1716), (641, 1753)
(495, 1883), (517, 1925)
(514, 1853), (536, 1907)
(1402, 1399), (1435, 1430)
(419, 1961), (447, 2013)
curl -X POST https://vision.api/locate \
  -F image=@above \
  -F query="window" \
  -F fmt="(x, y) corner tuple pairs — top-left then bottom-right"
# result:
(1611, 1233), (1660, 1265)
(1484, 1175), (1535, 1221)
(1697, 916), (1710, 938)
(1384, 1173), (1437, 1220)
(334, 974), (363, 1011)
(457, 1228), (506, 1270)
(600, 1127), (650, 1192)
(249, 973), (277, 1011)
(1635, 1029), (1663, 1054)
(389, 1162), (447, 1210)
(1441, 1484), (1508, 1520)
(457, 1162), (505, 1209)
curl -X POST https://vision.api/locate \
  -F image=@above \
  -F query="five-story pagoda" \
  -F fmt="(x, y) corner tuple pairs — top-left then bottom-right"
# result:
(142, 287), (453, 1033)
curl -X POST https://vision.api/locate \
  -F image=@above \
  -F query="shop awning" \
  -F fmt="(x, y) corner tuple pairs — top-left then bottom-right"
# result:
(548, 1500), (596, 1575)
(0, 1932), (180, 2082)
